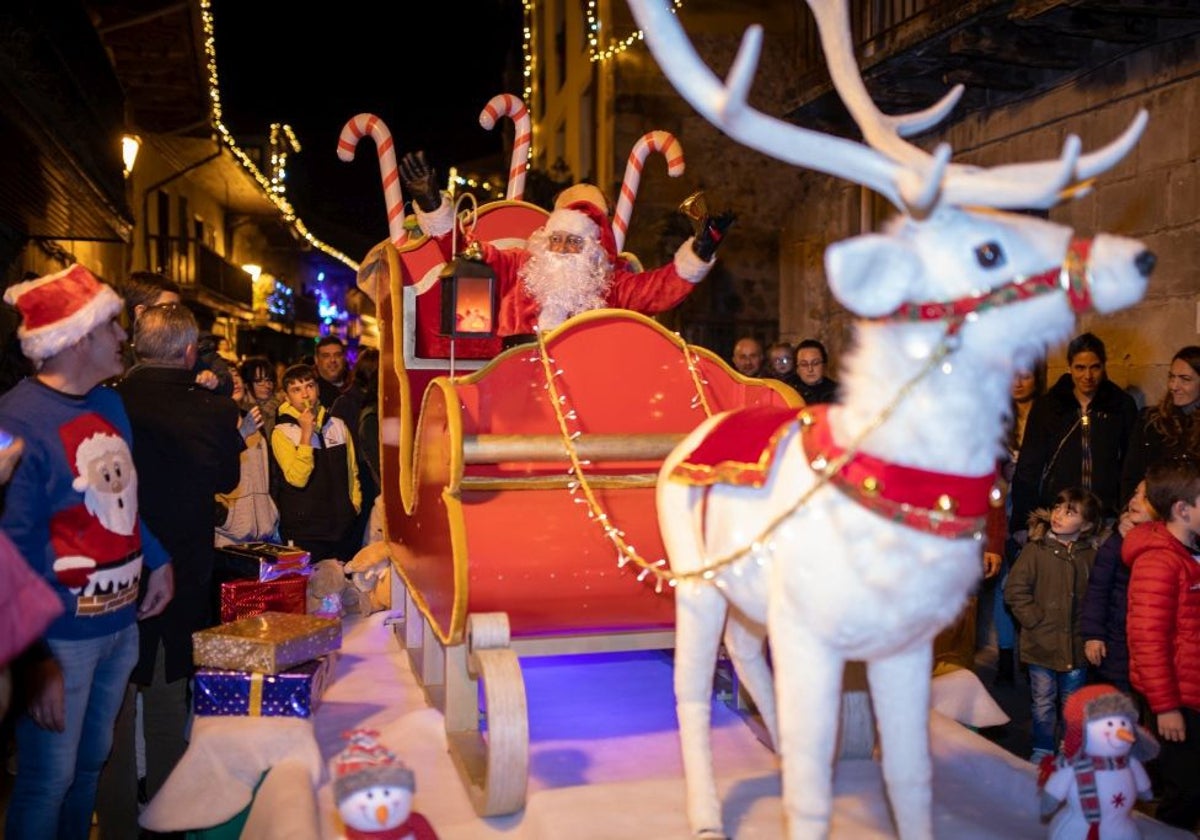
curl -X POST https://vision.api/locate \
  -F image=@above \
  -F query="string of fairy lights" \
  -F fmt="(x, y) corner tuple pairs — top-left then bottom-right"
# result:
(533, 328), (965, 590)
(196, 0), (360, 272)
(520, 1), (686, 164)
(531, 325), (713, 592)
(587, 0), (685, 63)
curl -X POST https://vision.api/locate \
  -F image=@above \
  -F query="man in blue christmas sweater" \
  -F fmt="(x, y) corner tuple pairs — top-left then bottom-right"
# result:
(0, 264), (173, 840)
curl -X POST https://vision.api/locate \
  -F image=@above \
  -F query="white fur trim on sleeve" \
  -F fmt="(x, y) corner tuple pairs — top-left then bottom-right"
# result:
(673, 238), (713, 284)
(415, 195), (455, 238)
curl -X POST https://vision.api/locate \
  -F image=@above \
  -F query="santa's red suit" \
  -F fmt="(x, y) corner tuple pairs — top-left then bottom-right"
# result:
(478, 238), (707, 337)
(418, 193), (714, 338)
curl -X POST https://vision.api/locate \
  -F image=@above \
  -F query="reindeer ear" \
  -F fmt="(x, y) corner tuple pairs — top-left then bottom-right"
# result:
(825, 234), (921, 317)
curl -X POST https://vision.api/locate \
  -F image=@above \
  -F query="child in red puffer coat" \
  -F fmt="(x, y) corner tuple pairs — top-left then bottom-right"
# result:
(1125, 457), (1200, 833)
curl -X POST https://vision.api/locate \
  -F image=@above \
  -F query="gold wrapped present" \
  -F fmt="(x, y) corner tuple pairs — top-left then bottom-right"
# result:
(192, 611), (341, 675)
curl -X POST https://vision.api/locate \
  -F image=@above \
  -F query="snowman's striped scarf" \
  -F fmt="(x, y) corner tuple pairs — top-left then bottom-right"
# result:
(1073, 754), (1129, 838)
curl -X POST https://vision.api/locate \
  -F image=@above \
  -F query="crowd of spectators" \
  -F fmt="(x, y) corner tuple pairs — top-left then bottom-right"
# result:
(0, 266), (380, 837)
(730, 335), (840, 405)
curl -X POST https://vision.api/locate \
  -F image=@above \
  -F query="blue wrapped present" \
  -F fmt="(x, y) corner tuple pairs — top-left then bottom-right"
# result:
(193, 654), (335, 718)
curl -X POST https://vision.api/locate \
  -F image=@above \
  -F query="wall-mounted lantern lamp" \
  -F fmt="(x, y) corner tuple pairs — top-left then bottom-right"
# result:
(121, 134), (142, 178)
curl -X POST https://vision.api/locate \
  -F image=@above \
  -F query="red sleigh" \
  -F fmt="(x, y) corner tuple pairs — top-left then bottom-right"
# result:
(341, 99), (797, 816)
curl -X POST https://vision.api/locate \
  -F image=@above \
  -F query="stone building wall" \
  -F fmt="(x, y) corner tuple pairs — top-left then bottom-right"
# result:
(779, 36), (1200, 406)
(608, 0), (805, 359)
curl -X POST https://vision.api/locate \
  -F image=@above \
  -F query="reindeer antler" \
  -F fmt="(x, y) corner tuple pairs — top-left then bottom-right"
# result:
(628, 0), (1148, 214)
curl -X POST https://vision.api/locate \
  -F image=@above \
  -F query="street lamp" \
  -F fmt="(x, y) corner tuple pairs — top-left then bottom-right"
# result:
(121, 134), (142, 178)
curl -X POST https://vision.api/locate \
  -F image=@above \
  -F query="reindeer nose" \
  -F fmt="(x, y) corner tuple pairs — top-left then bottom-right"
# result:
(1135, 250), (1156, 277)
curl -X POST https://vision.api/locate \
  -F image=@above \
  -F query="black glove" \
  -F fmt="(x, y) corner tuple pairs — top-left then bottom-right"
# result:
(692, 210), (736, 261)
(398, 151), (442, 213)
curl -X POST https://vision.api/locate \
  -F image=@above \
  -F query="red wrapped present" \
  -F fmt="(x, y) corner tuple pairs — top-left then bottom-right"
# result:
(219, 575), (307, 623)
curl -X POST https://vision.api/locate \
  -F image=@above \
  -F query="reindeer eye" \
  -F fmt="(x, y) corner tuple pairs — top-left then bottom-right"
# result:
(974, 241), (1004, 269)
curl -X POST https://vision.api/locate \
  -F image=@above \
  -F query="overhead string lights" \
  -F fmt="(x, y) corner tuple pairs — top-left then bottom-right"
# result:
(587, 0), (685, 63)
(521, 1), (686, 142)
(197, 0), (360, 271)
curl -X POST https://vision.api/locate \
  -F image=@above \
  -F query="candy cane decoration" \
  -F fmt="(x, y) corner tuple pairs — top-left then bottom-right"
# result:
(479, 94), (531, 202)
(338, 113), (407, 247)
(612, 131), (685, 253)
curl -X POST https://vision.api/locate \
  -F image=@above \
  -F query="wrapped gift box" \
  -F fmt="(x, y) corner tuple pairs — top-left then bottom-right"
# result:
(216, 542), (311, 583)
(193, 654), (336, 718)
(193, 612), (341, 675)
(219, 575), (307, 623)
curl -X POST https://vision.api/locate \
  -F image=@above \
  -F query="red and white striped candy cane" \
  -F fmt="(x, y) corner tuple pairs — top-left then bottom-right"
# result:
(479, 94), (531, 202)
(612, 131), (685, 253)
(337, 113), (407, 247)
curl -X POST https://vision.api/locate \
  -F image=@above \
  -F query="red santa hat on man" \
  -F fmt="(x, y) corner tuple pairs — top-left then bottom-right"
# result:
(544, 184), (618, 266)
(3, 264), (123, 362)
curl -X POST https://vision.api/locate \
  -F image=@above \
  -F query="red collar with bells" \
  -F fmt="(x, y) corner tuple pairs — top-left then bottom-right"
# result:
(878, 239), (1095, 331)
(799, 404), (999, 539)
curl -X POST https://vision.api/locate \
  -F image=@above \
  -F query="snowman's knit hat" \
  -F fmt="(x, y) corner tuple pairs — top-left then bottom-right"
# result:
(1062, 684), (1149, 760)
(333, 728), (415, 804)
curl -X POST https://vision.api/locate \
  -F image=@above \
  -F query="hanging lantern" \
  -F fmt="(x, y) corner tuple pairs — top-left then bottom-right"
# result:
(439, 241), (497, 338)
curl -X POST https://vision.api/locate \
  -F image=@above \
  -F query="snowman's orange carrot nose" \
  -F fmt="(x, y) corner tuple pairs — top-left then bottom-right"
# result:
(1116, 728), (1135, 743)
(375, 803), (389, 824)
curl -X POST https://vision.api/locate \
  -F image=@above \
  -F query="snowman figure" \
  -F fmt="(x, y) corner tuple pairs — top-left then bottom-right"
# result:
(333, 728), (439, 840)
(1039, 684), (1159, 839)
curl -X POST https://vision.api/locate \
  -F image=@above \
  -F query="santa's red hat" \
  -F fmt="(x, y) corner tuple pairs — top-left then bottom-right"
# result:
(4, 264), (123, 361)
(333, 728), (414, 804)
(544, 189), (618, 265)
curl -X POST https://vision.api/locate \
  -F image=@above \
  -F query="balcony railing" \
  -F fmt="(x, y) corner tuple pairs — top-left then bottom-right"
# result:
(196, 244), (253, 308)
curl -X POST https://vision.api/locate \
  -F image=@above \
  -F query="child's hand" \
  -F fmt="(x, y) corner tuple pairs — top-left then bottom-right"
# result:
(1158, 710), (1186, 742)
(1084, 639), (1106, 666)
(298, 400), (316, 438)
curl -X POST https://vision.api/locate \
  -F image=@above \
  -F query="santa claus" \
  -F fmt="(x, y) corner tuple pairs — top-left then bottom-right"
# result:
(399, 151), (734, 343)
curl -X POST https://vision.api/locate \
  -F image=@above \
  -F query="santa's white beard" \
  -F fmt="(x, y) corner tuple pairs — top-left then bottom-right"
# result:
(85, 484), (139, 536)
(520, 237), (612, 331)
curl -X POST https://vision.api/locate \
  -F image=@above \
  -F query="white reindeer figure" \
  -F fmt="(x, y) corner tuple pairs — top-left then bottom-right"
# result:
(627, 1), (1156, 838)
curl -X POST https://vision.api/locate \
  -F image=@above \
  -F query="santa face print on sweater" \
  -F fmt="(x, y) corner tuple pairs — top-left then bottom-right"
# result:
(50, 413), (144, 616)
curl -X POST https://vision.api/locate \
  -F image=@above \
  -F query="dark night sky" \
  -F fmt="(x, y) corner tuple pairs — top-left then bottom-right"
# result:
(210, 0), (525, 260)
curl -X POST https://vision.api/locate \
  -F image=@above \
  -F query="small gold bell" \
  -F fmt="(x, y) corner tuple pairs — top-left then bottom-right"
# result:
(934, 494), (957, 514)
(861, 476), (881, 496)
(988, 485), (1004, 507)
(798, 411), (815, 428)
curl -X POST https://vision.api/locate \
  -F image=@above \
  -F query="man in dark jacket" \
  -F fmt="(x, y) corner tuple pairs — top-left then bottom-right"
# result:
(1010, 332), (1138, 534)
(97, 302), (245, 836)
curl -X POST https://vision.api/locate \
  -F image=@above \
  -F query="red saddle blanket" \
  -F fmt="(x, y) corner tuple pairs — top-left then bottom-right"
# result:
(670, 405), (804, 487)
